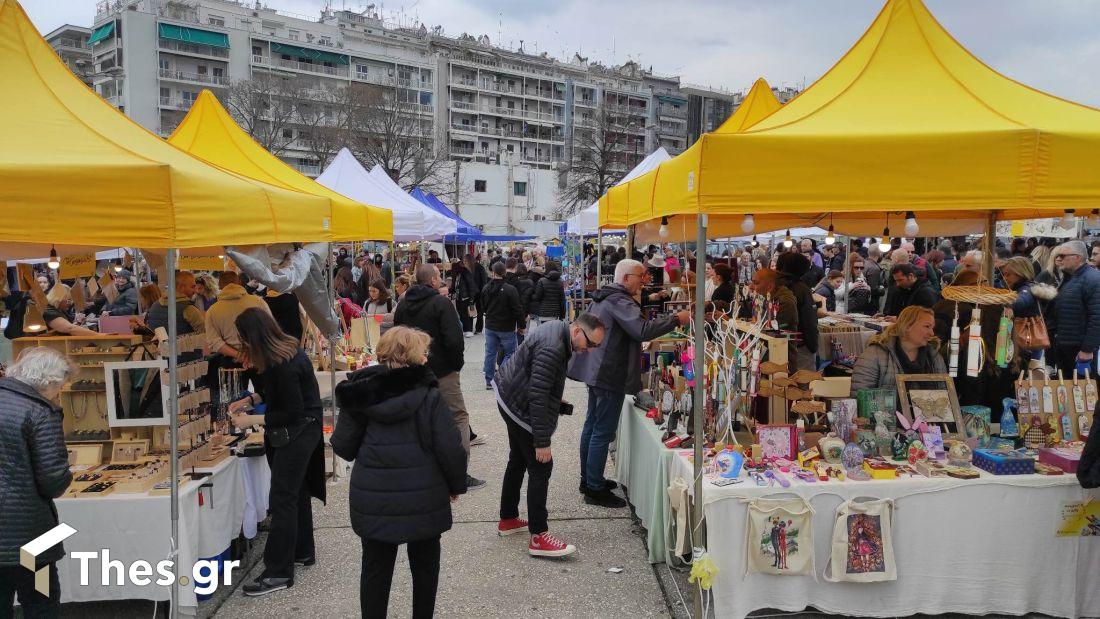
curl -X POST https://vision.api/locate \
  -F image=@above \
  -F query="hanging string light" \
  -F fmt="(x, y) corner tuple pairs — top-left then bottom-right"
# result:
(113, 248), (124, 273)
(658, 216), (669, 238)
(741, 214), (755, 234)
(878, 214), (892, 253)
(904, 210), (919, 237)
(1061, 209), (1077, 230)
(783, 229), (794, 249)
(47, 246), (60, 270)
(751, 235), (759, 248)
(824, 214), (836, 246)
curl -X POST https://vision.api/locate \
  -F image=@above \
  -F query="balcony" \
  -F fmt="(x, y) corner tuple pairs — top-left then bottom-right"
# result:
(658, 106), (688, 120)
(604, 103), (648, 117)
(450, 145), (475, 157)
(158, 37), (229, 59)
(253, 55), (349, 78)
(449, 100), (478, 112)
(449, 122), (477, 134)
(523, 87), (564, 101)
(52, 38), (89, 51)
(574, 98), (597, 108)
(158, 68), (229, 86)
(450, 76), (478, 88)
(158, 97), (194, 111)
(289, 162), (320, 176)
(481, 81), (520, 95)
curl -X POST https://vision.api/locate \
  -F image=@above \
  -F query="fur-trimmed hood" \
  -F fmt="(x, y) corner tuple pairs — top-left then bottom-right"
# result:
(1030, 282), (1058, 301)
(336, 364), (438, 424)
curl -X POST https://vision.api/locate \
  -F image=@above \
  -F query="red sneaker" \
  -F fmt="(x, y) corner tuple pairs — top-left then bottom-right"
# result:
(528, 532), (576, 558)
(497, 517), (528, 536)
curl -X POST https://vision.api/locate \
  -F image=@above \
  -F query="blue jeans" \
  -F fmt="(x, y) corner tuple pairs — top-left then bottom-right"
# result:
(483, 329), (517, 383)
(580, 386), (626, 491)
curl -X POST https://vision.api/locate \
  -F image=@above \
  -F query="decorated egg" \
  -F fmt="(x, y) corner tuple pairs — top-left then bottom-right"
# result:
(715, 449), (744, 479)
(907, 439), (927, 464)
(947, 442), (973, 468)
(842, 442), (865, 471)
(820, 435), (845, 464)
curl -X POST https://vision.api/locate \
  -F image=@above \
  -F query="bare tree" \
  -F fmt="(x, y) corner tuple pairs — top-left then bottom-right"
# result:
(220, 72), (304, 156)
(557, 105), (636, 219)
(345, 85), (451, 193)
(294, 85), (358, 171)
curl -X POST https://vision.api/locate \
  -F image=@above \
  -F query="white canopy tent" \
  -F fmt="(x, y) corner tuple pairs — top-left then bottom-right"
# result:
(564, 147), (672, 236)
(316, 148), (455, 242)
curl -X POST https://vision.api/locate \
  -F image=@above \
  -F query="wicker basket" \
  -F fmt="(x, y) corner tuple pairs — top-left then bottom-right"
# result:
(940, 285), (1017, 306)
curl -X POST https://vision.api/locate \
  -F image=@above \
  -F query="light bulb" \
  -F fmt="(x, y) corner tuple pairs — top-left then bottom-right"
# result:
(824, 224), (835, 246)
(658, 216), (669, 238)
(113, 258), (123, 273)
(47, 246), (60, 270)
(904, 211), (919, 236)
(741, 214), (755, 234)
(1062, 210), (1077, 230)
(751, 235), (759, 247)
(877, 227), (892, 253)
(782, 229), (793, 249)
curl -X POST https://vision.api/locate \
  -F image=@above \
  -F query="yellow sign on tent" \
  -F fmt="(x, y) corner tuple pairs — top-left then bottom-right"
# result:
(169, 91), (393, 242)
(609, 0), (1100, 237)
(0, 0), (336, 250)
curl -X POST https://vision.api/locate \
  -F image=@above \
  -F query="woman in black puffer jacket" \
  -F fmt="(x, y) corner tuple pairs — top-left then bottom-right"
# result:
(332, 326), (467, 619)
(531, 261), (566, 324)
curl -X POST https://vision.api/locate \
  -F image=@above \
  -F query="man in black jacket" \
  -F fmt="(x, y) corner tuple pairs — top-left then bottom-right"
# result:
(884, 263), (939, 318)
(394, 264), (485, 489)
(470, 254), (489, 334)
(504, 258), (534, 335)
(0, 348), (74, 616)
(481, 262), (525, 390)
(494, 314), (605, 556)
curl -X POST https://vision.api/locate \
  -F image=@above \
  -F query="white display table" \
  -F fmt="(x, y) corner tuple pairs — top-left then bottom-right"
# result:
(55, 455), (269, 615)
(670, 453), (1100, 619)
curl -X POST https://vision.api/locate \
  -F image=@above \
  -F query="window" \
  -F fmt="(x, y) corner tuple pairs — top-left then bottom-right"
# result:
(197, 65), (208, 75)
(419, 91), (432, 105)
(513, 181), (527, 196)
(282, 128), (294, 139)
(288, 30), (299, 41)
(208, 15), (225, 27)
(212, 67), (224, 78)
(160, 87), (170, 98)
(474, 180), (486, 192)
(159, 58), (170, 70)
(252, 45), (261, 56)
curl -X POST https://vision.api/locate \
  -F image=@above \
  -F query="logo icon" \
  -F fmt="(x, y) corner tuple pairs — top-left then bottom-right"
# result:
(20, 523), (77, 595)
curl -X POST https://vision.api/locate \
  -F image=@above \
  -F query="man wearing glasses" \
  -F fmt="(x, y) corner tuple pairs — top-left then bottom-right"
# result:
(1051, 241), (1100, 379)
(568, 260), (689, 508)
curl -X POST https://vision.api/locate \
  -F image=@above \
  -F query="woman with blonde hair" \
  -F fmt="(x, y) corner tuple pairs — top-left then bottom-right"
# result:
(43, 284), (97, 336)
(192, 273), (219, 311)
(332, 326), (466, 618)
(851, 305), (946, 394)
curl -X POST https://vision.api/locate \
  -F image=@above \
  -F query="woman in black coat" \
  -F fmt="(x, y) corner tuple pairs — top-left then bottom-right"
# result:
(531, 261), (567, 324)
(450, 260), (477, 336)
(228, 308), (325, 597)
(332, 326), (467, 619)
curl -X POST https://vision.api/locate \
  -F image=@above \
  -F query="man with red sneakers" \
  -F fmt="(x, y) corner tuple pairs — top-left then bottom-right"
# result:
(492, 313), (606, 557)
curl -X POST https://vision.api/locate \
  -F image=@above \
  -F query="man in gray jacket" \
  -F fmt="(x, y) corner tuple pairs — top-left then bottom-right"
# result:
(493, 314), (605, 556)
(567, 259), (688, 508)
(0, 348), (75, 616)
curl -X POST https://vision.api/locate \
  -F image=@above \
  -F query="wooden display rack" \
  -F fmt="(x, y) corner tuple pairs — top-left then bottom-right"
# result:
(733, 320), (790, 426)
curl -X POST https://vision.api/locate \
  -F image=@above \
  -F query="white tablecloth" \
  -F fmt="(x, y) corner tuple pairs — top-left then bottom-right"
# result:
(55, 456), (264, 614)
(670, 454), (1100, 619)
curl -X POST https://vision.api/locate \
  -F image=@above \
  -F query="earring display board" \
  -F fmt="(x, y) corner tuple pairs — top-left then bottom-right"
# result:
(1013, 376), (1087, 445)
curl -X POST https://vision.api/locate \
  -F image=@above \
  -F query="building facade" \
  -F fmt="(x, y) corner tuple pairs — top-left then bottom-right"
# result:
(79, 0), (761, 237)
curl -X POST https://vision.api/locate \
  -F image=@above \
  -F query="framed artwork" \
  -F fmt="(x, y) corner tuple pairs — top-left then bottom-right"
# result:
(757, 424), (797, 460)
(896, 374), (962, 439)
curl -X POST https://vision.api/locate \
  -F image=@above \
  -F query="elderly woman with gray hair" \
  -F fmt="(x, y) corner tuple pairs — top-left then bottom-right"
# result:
(0, 348), (75, 616)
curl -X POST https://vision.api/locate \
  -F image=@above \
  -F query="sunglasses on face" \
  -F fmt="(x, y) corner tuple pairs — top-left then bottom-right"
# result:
(581, 329), (599, 348)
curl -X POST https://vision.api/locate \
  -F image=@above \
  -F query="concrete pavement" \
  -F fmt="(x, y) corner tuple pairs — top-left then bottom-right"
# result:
(214, 330), (675, 618)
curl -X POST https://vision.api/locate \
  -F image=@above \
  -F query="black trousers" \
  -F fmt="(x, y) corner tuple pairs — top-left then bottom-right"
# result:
(0, 563), (59, 619)
(360, 536), (441, 619)
(498, 407), (552, 535)
(262, 423), (320, 580)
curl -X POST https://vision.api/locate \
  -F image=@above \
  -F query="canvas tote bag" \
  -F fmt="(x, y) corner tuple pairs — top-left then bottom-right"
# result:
(744, 496), (815, 576)
(824, 498), (897, 583)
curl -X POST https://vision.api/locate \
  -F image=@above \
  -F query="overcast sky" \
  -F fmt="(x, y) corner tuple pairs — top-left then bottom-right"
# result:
(22, 0), (1100, 106)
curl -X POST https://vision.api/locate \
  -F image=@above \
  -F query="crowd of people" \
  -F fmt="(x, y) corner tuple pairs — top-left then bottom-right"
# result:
(5, 235), (1100, 617)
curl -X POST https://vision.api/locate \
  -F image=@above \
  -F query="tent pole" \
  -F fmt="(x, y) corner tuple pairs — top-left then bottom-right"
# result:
(626, 225), (635, 258)
(691, 215), (707, 619)
(166, 248), (180, 619)
(389, 241), (396, 283)
(597, 229), (604, 289)
(841, 235), (850, 314)
(326, 243), (338, 479)
(983, 212), (996, 284)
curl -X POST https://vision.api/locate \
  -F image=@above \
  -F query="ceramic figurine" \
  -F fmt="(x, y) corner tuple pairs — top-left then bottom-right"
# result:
(820, 434), (845, 464)
(999, 397), (1019, 438)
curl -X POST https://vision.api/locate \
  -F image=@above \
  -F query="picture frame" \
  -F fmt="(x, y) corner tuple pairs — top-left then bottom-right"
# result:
(104, 360), (170, 427)
(757, 424), (797, 460)
(895, 374), (962, 439)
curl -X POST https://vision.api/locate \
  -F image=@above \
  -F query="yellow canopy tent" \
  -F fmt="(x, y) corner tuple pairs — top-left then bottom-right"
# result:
(169, 91), (393, 242)
(605, 0), (1100, 238)
(602, 78), (784, 242)
(0, 0), (335, 254)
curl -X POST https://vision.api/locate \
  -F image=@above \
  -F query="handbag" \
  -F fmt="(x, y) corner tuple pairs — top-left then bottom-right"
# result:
(744, 496), (815, 576)
(824, 498), (897, 582)
(1013, 306), (1049, 352)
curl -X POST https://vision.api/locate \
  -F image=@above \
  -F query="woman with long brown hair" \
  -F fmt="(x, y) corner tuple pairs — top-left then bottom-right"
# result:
(228, 307), (325, 597)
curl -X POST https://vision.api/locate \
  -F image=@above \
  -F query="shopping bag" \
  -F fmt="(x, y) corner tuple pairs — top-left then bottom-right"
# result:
(824, 498), (897, 582)
(744, 496), (815, 576)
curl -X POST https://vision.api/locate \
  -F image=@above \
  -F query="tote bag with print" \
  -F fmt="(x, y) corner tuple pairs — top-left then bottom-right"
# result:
(744, 496), (815, 576)
(824, 498), (897, 583)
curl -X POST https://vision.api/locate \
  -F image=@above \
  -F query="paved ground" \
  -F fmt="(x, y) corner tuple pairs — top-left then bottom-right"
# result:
(214, 331), (676, 618)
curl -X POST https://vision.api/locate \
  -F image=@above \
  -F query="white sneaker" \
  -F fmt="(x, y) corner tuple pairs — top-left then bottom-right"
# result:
(464, 332), (474, 338)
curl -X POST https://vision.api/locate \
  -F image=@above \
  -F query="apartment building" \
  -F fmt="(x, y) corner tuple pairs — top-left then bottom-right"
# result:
(44, 25), (94, 87)
(79, 0), (749, 237)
